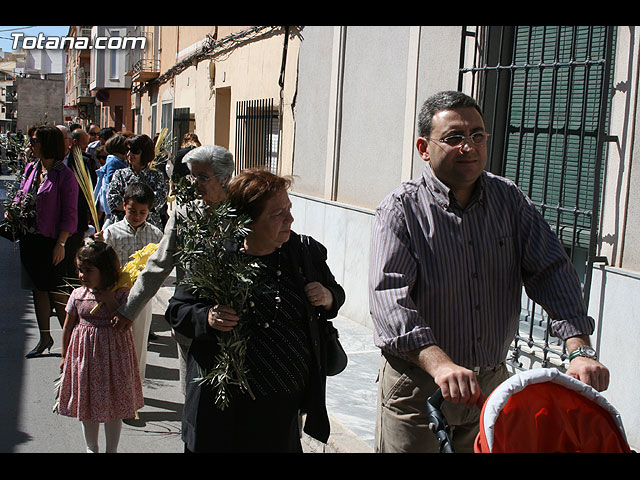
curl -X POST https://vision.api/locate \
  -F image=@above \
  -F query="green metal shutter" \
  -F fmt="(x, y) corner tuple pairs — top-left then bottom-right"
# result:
(502, 26), (614, 250)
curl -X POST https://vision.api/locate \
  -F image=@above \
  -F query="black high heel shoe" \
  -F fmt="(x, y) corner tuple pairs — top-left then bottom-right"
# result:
(25, 337), (54, 358)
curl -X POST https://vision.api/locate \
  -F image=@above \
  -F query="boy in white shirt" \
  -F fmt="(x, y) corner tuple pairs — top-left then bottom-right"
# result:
(96, 182), (163, 382)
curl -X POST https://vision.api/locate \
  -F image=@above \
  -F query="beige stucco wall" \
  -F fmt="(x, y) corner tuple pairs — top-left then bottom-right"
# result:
(291, 26), (462, 210)
(598, 26), (640, 273)
(131, 26), (297, 171)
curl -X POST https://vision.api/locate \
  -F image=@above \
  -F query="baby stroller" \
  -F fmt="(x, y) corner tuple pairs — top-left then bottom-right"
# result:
(427, 368), (633, 453)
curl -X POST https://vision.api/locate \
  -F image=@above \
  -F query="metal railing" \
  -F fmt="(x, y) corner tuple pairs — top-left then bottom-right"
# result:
(234, 98), (280, 174)
(131, 58), (160, 77)
(459, 25), (616, 371)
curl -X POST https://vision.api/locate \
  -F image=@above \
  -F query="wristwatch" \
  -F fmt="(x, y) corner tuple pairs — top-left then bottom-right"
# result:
(568, 345), (598, 361)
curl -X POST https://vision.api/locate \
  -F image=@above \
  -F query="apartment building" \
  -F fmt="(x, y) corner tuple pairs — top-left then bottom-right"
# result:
(1, 69), (16, 133)
(64, 25), (299, 172)
(2, 47), (65, 132)
(64, 25), (135, 130)
(63, 26), (95, 126)
(126, 26), (299, 172)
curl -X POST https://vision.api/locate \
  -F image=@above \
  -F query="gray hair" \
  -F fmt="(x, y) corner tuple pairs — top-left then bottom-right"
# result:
(184, 145), (235, 181)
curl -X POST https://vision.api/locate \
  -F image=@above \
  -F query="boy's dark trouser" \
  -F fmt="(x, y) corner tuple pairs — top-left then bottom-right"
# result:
(375, 352), (510, 453)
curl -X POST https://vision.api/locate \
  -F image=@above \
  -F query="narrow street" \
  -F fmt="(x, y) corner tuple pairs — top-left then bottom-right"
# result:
(0, 173), (184, 452)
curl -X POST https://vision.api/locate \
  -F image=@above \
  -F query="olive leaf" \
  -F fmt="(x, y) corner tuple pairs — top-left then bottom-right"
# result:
(173, 177), (264, 410)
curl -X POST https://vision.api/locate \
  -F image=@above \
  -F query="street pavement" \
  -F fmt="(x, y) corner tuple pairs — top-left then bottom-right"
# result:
(0, 174), (378, 453)
(0, 213), (185, 452)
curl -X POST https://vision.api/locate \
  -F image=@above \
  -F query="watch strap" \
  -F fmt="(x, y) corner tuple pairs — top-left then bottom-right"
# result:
(569, 345), (597, 361)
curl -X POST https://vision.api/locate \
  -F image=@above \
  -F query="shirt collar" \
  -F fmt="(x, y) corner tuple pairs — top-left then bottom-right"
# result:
(422, 162), (451, 209)
(422, 163), (486, 211)
(124, 218), (147, 232)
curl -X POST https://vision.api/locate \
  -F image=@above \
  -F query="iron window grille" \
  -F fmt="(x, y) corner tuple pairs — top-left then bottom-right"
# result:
(458, 25), (616, 370)
(235, 98), (280, 174)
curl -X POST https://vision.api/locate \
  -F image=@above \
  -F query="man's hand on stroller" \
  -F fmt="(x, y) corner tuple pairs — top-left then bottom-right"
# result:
(435, 363), (487, 409)
(565, 336), (610, 392)
(566, 357), (610, 392)
(409, 345), (486, 409)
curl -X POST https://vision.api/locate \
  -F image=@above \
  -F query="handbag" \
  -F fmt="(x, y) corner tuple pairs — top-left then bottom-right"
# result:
(299, 234), (348, 376)
(324, 320), (348, 376)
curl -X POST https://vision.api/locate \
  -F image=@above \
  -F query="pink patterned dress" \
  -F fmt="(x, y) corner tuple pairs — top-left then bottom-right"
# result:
(58, 286), (144, 422)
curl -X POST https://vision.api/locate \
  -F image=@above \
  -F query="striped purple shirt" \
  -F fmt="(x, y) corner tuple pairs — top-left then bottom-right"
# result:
(369, 163), (595, 368)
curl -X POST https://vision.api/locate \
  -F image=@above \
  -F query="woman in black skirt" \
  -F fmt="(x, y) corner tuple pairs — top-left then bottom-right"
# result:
(166, 168), (345, 452)
(14, 126), (78, 358)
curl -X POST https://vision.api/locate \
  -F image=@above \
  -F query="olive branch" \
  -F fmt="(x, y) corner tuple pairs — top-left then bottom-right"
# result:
(1, 160), (35, 243)
(173, 178), (264, 410)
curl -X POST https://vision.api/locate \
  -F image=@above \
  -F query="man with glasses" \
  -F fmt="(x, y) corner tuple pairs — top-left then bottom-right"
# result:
(87, 123), (100, 143)
(369, 90), (609, 453)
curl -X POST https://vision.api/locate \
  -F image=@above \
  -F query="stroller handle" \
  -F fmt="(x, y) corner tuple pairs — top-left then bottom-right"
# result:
(426, 388), (455, 453)
(427, 388), (445, 409)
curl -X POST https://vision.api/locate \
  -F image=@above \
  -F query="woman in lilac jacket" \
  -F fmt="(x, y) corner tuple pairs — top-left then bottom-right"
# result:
(16, 126), (79, 358)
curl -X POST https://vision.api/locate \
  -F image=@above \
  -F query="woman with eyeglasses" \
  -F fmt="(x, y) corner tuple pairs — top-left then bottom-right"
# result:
(105, 134), (168, 230)
(109, 145), (235, 397)
(9, 126), (79, 358)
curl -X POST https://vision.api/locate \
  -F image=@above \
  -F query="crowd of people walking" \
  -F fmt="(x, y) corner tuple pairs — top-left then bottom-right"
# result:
(1, 90), (614, 454)
(2, 122), (346, 453)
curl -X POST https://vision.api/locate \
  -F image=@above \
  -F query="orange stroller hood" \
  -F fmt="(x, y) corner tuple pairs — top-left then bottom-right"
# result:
(474, 368), (632, 453)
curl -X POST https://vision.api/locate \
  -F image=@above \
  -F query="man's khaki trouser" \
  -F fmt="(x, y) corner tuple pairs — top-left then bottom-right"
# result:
(375, 353), (510, 453)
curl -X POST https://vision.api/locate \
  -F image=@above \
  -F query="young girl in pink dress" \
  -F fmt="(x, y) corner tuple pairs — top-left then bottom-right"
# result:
(58, 241), (144, 453)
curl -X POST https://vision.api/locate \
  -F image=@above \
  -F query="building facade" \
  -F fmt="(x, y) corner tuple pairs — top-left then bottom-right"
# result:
(2, 47), (66, 133)
(14, 76), (65, 131)
(63, 25), (298, 171)
(289, 25), (640, 448)
(127, 26), (299, 171)
(63, 26), (95, 126)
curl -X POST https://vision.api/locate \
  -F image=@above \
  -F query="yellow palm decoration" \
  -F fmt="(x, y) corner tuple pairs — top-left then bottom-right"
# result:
(71, 146), (101, 230)
(90, 242), (159, 314)
(150, 127), (171, 171)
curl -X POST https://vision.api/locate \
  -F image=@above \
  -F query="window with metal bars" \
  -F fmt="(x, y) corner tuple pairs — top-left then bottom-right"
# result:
(234, 98), (280, 174)
(459, 25), (616, 369)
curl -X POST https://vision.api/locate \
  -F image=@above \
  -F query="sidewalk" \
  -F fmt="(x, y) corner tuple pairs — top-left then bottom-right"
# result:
(2, 258), (185, 452)
(314, 315), (378, 452)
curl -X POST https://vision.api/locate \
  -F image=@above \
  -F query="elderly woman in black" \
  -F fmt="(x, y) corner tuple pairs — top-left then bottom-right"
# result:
(166, 168), (345, 453)
(112, 145), (235, 394)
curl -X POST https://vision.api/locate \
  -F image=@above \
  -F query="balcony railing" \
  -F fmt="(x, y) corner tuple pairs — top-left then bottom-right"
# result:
(72, 73), (92, 102)
(131, 58), (161, 83)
